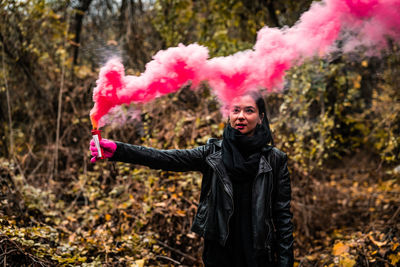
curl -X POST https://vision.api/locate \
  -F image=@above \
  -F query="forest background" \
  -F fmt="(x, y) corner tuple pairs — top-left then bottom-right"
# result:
(0, 0), (399, 266)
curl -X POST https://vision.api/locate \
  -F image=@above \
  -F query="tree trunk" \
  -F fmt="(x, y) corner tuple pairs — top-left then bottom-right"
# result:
(72, 0), (93, 65)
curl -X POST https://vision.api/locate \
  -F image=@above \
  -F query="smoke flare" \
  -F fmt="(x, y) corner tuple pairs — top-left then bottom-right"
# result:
(90, 0), (400, 128)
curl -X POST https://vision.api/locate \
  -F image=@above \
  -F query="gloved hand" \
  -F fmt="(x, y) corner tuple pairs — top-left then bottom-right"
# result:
(90, 139), (117, 163)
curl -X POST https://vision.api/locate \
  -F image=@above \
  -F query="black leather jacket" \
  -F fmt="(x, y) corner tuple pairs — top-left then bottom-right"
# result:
(110, 138), (294, 266)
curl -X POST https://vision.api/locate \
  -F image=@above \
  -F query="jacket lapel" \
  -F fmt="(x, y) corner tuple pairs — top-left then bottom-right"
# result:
(257, 155), (272, 176)
(206, 150), (234, 197)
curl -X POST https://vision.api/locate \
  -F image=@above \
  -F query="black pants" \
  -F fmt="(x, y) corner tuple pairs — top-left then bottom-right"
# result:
(202, 239), (274, 267)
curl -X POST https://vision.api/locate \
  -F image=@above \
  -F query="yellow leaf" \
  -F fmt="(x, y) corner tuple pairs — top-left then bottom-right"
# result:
(368, 234), (387, 247)
(332, 242), (349, 256)
(305, 253), (318, 261)
(68, 233), (76, 243)
(187, 233), (196, 239)
(176, 210), (186, 217)
(105, 214), (111, 221)
(339, 255), (356, 267)
(75, 65), (92, 79)
(135, 259), (145, 267)
(388, 253), (400, 266)
(66, 215), (77, 222)
(78, 256), (87, 262)
(361, 60), (368, 67)
(155, 202), (166, 207)
(168, 185), (176, 192)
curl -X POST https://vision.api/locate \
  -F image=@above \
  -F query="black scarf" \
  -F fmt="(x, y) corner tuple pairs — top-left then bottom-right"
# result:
(222, 123), (270, 182)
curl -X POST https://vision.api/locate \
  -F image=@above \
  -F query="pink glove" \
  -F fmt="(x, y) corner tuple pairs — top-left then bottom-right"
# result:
(90, 139), (117, 163)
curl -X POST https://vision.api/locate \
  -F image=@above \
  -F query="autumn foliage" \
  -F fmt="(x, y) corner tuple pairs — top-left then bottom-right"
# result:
(1, 0), (399, 266)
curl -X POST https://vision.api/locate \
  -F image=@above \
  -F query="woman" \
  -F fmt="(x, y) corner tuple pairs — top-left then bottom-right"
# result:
(90, 91), (294, 267)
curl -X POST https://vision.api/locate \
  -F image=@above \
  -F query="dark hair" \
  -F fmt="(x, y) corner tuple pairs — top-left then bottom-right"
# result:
(245, 91), (275, 146)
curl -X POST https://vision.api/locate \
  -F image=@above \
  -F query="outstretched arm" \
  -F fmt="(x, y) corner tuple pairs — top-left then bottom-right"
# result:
(92, 140), (209, 172)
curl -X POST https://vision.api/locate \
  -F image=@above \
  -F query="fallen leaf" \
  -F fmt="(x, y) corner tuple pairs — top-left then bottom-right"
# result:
(339, 255), (356, 267)
(332, 242), (349, 256)
(388, 253), (400, 266)
(368, 234), (387, 247)
(135, 259), (145, 267)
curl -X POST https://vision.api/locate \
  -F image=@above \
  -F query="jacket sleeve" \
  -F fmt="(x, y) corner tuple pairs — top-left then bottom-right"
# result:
(272, 153), (294, 267)
(109, 141), (209, 172)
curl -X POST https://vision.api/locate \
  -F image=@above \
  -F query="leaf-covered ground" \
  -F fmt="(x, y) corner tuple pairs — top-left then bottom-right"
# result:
(1, 153), (399, 266)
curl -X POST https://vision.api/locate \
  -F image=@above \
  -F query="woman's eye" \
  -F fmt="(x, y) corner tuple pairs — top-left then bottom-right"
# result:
(232, 108), (240, 113)
(245, 109), (255, 113)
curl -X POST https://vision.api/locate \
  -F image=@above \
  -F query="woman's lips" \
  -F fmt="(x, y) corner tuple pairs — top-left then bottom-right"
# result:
(236, 124), (246, 130)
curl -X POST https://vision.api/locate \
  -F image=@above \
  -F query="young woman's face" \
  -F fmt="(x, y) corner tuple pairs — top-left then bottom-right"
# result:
(228, 95), (263, 136)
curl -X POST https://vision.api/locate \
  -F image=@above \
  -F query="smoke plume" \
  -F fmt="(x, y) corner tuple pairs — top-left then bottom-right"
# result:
(90, 0), (400, 128)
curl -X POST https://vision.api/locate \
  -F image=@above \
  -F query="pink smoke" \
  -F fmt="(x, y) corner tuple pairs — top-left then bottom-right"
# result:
(98, 105), (141, 129)
(90, 0), (400, 128)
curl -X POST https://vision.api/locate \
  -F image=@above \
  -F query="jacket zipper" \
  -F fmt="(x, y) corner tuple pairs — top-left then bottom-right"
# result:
(224, 190), (233, 246)
(252, 163), (276, 250)
(267, 244), (272, 262)
(269, 173), (277, 233)
(208, 160), (235, 246)
(252, 172), (259, 248)
(207, 159), (234, 246)
(268, 173), (275, 262)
